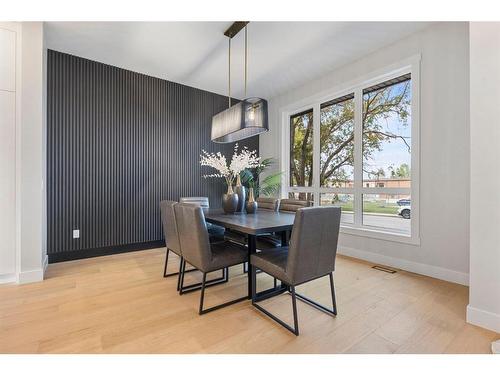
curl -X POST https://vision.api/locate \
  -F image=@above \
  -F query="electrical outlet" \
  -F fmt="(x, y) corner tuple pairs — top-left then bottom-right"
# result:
(73, 229), (80, 239)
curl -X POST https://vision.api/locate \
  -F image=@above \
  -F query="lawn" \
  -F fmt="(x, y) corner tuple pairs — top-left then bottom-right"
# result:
(331, 200), (400, 215)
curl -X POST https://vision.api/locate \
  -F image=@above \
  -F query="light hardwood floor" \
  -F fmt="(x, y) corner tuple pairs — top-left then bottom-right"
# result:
(0, 248), (497, 353)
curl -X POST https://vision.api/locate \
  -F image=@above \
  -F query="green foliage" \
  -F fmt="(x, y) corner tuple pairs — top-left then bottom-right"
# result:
(319, 99), (354, 186)
(290, 112), (314, 187)
(259, 173), (283, 197)
(368, 167), (386, 180)
(240, 157), (283, 197)
(292, 80), (411, 187)
(389, 163), (410, 178)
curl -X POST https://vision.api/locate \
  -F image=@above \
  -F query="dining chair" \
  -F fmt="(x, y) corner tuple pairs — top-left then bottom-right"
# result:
(259, 198), (312, 245)
(225, 196), (282, 275)
(160, 200), (227, 292)
(174, 203), (248, 314)
(160, 200), (186, 283)
(253, 197), (307, 247)
(278, 198), (311, 213)
(226, 196), (281, 249)
(250, 206), (341, 336)
(256, 197), (279, 211)
(253, 196), (282, 246)
(180, 196), (225, 241)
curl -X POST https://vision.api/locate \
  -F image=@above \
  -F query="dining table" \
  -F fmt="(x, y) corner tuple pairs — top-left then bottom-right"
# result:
(204, 209), (296, 299)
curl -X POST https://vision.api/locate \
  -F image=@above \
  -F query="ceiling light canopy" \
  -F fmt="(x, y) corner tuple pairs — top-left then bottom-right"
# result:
(211, 22), (268, 144)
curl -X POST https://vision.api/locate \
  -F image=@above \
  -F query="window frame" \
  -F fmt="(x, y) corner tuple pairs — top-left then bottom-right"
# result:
(280, 55), (420, 245)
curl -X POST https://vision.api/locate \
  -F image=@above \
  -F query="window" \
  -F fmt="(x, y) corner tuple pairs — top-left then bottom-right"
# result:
(362, 74), (411, 188)
(284, 63), (418, 242)
(320, 94), (354, 189)
(290, 109), (313, 187)
(320, 193), (354, 224)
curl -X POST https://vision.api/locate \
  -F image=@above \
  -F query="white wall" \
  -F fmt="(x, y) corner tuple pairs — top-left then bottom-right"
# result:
(467, 22), (500, 333)
(19, 22), (45, 283)
(260, 22), (470, 285)
(0, 22), (46, 284)
(0, 23), (20, 282)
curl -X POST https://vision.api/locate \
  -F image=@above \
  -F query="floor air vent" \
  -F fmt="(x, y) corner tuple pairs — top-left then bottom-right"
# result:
(372, 265), (398, 274)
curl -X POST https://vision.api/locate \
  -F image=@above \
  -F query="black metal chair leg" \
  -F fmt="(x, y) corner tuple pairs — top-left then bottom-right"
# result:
(252, 271), (337, 335)
(251, 264), (257, 301)
(293, 275), (337, 316)
(164, 250), (196, 280)
(330, 272), (337, 315)
(251, 267), (299, 336)
(176, 258), (183, 291)
(164, 248), (185, 278)
(179, 258), (186, 294)
(198, 266), (247, 315)
(163, 249), (170, 277)
(290, 286), (299, 336)
(179, 261), (228, 295)
(199, 273), (207, 314)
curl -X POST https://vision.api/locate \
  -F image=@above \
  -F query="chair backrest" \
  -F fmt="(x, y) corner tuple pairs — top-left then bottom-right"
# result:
(180, 196), (210, 210)
(279, 198), (311, 213)
(174, 203), (212, 271)
(256, 197), (279, 211)
(286, 206), (341, 285)
(160, 200), (181, 255)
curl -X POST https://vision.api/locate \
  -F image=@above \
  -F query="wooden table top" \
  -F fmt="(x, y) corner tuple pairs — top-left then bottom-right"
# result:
(205, 209), (295, 235)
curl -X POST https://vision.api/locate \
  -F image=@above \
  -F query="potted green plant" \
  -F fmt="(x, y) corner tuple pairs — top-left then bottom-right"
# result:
(240, 157), (283, 213)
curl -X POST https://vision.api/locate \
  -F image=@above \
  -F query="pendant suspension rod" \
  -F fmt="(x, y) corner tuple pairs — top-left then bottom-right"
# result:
(228, 37), (232, 108)
(244, 25), (248, 98)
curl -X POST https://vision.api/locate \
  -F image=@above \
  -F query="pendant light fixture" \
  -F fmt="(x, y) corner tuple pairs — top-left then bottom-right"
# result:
(211, 22), (269, 144)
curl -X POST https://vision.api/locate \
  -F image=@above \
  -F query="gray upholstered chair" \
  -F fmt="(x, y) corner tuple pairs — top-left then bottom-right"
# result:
(225, 196), (281, 275)
(225, 196), (281, 249)
(278, 198), (311, 213)
(160, 201), (185, 284)
(180, 196), (225, 241)
(174, 203), (248, 314)
(250, 206), (341, 335)
(258, 198), (311, 245)
(179, 196), (210, 208)
(253, 197), (308, 248)
(256, 196), (279, 211)
(160, 200), (226, 292)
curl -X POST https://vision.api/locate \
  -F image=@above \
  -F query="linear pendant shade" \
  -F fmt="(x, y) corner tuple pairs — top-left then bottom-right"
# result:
(211, 97), (268, 143)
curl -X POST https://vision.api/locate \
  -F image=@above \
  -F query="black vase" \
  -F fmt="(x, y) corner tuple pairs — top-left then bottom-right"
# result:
(246, 187), (257, 213)
(222, 186), (239, 214)
(234, 185), (246, 213)
(246, 201), (258, 214)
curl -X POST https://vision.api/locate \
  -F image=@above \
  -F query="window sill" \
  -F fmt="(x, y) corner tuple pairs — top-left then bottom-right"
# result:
(339, 224), (420, 246)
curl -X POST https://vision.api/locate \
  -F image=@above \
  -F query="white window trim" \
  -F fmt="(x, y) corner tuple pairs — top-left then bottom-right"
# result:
(280, 55), (421, 246)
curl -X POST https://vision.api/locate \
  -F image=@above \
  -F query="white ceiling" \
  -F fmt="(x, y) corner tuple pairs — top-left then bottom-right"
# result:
(45, 22), (432, 100)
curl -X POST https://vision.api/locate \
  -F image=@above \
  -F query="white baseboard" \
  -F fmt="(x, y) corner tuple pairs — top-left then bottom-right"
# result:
(467, 305), (500, 333)
(18, 268), (44, 284)
(338, 246), (469, 286)
(1, 256), (47, 285)
(43, 254), (48, 273)
(0, 273), (16, 284)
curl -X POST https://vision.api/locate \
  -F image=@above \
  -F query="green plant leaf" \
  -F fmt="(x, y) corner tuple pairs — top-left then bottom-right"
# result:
(258, 171), (283, 197)
(239, 169), (254, 186)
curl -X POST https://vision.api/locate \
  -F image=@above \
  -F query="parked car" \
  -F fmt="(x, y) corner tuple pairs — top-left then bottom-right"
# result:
(398, 205), (411, 219)
(397, 199), (411, 206)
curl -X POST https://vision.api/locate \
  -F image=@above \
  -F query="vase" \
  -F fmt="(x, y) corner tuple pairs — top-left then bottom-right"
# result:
(246, 187), (258, 213)
(234, 175), (246, 213)
(222, 185), (239, 214)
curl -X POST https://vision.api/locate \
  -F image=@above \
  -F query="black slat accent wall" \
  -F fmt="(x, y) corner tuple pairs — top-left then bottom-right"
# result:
(47, 50), (258, 261)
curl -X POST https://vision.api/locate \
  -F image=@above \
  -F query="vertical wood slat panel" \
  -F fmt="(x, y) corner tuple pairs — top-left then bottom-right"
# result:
(46, 50), (259, 258)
